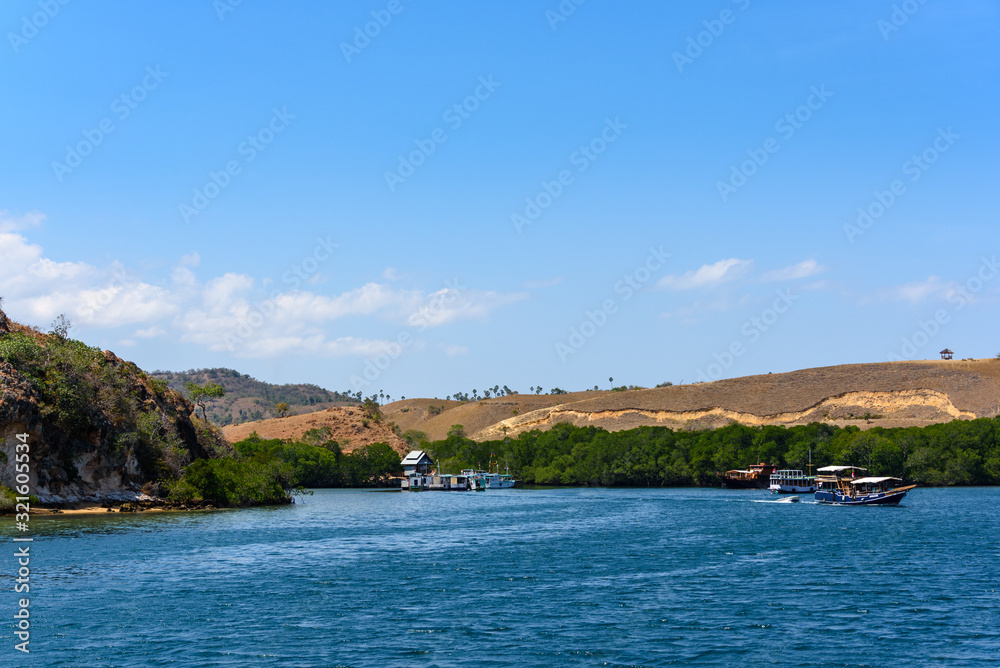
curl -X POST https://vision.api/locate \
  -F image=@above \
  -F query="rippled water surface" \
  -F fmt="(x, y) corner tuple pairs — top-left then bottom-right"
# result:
(4, 487), (1000, 666)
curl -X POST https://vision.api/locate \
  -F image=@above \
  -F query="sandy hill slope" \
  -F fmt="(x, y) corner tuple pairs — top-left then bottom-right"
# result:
(382, 360), (1000, 442)
(381, 392), (616, 441)
(221, 360), (1000, 447)
(220, 406), (408, 454)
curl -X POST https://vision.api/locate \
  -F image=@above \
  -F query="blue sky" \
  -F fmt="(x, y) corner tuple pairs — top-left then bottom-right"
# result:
(1, 0), (997, 398)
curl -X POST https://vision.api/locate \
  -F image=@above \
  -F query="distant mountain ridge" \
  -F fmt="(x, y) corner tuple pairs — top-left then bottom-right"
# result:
(150, 368), (352, 426)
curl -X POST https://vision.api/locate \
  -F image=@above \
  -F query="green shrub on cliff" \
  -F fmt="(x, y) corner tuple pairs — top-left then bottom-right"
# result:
(0, 332), (44, 371)
(0, 485), (39, 512)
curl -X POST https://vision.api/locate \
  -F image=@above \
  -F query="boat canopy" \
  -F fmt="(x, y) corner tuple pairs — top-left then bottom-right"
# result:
(850, 477), (902, 485)
(816, 465), (867, 472)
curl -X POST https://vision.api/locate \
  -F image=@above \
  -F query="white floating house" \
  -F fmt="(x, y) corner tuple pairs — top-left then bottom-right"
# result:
(401, 450), (434, 476)
(400, 450), (470, 491)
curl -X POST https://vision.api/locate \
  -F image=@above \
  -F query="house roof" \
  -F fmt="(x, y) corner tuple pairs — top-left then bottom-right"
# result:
(940, 349), (954, 354)
(401, 450), (433, 465)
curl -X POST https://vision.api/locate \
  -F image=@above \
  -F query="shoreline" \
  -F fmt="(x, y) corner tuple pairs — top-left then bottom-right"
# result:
(21, 499), (224, 517)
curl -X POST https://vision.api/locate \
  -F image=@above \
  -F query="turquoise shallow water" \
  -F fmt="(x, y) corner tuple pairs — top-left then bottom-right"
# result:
(3, 487), (1000, 667)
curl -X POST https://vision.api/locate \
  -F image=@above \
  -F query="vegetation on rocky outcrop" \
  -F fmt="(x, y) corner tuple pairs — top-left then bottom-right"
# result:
(0, 308), (293, 507)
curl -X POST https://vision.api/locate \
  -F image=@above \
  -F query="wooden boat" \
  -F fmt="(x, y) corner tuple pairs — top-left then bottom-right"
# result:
(768, 469), (817, 494)
(814, 466), (915, 505)
(720, 463), (775, 489)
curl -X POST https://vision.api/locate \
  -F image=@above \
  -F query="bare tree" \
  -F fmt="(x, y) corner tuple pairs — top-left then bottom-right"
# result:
(50, 313), (72, 338)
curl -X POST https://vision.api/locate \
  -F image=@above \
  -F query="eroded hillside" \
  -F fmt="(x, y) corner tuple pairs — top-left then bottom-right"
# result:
(380, 360), (1000, 441)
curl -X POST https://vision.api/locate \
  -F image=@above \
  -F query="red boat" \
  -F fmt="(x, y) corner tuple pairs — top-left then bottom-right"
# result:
(720, 463), (775, 489)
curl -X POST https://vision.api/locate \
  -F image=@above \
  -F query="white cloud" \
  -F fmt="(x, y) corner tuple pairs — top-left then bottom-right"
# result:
(1, 225), (526, 361)
(135, 325), (167, 339)
(178, 252), (201, 268)
(406, 288), (527, 327)
(762, 259), (825, 282)
(171, 268), (196, 289)
(878, 276), (956, 304)
(657, 258), (753, 291)
(0, 210), (45, 232)
(438, 343), (469, 356)
(230, 334), (399, 359)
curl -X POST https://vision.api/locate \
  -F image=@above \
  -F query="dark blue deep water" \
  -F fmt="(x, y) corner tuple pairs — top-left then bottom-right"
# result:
(4, 487), (1000, 667)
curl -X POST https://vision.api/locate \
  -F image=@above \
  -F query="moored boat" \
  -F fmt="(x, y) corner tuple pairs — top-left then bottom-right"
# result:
(402, 473), (472, 491)
(814, 466), (915, 505)
(400, 450), (473, 491)
(769, 469), (817, 494)
(720, 463), (775, 489)
(461, 469), (517, 490)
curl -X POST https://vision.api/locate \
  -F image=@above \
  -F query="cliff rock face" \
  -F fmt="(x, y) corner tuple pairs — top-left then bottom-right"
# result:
(0, 310), (212, 503)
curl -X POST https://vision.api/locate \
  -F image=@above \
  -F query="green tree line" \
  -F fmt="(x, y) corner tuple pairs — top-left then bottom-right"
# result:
(166, 432), (402, 505)
(424, 419), (1000, 487)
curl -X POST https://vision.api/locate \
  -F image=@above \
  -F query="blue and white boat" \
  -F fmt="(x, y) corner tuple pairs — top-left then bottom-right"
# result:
(461, 469), (516, 489)
(768, 469), (816, 494)
(814, 466), (915, 505)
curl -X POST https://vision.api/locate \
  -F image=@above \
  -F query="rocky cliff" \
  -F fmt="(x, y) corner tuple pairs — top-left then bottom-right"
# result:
(0, 308), (216, 504)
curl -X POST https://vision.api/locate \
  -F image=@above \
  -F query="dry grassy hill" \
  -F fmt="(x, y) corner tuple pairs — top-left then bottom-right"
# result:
(391, 359), (1000, 441)
(220, 359), (1000, 448)
(221, 407), (408, 455)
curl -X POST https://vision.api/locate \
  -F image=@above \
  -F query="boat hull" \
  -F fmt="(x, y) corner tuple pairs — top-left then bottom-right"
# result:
(770, 485), (816, 494)
(814, 489), (909, 505)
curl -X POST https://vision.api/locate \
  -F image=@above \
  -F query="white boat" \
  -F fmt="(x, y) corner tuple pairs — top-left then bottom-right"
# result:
(769, 469), (817, 494)
(460, 469), (517, 490)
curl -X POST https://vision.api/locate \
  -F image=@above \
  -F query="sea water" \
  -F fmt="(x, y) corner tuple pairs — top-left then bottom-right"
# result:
(3, 487), (999, 666)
